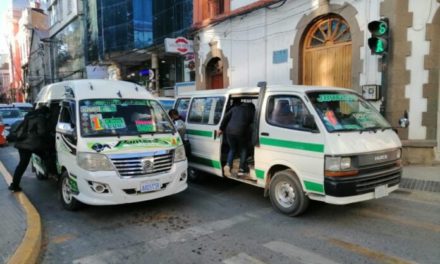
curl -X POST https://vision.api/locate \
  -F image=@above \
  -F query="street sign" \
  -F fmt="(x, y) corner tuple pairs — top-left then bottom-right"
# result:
(165, 37), (194, 55)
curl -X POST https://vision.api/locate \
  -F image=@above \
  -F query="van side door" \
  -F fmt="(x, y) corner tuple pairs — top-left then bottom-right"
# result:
(255, 92), (326, 194)
(56, 100), (77, 167)
(186, 96), (226, 176)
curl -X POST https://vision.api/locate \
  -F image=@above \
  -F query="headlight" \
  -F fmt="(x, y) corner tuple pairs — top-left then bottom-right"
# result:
(396, 149), (402, 159)
(325, 156), (352, 171)
(77, 152), (113, 171)
(174, 145), (186, 162)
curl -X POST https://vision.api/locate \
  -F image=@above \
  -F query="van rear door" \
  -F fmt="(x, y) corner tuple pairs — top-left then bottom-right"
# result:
(186, 96), (226, 176)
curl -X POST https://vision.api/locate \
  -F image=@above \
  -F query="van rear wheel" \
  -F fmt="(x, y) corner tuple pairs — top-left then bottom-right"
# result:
(59, 171), (81, 211)
(269, 170), (309, 216)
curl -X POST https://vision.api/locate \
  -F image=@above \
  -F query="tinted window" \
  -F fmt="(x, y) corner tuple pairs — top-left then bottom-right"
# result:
(188, 97), (225, 125)
(175, 98), (190, 121)
(267, 95), (311, 130)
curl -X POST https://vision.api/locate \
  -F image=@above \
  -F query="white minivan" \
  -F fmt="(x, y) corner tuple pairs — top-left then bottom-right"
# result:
(176, 83), (402, 216)
(33, 80), (188, 210)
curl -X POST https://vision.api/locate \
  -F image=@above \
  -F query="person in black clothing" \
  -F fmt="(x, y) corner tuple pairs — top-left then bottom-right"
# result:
(219, 100), (255, 177)
(8, 106), (50, 192)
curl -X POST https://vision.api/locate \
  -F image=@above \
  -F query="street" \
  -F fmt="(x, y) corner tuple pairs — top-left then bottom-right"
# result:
(0, 145), (439, 264)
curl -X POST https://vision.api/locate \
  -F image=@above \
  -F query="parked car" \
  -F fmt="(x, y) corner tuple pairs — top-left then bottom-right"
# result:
(11, 102), (33, 114)
(0, 107), (25, 138)
(0, 116), (6, 146)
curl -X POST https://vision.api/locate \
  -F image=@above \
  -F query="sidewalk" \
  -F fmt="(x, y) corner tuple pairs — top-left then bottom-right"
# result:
(400, 165), (440, 192)
(0, 171), (26, 264)
(0, 161), (42, 264)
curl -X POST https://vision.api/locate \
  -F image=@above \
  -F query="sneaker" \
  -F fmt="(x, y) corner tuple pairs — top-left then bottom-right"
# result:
(237, 169), (248, 177)
(223, 165), (231, 177)
(8, 185), (22, 192)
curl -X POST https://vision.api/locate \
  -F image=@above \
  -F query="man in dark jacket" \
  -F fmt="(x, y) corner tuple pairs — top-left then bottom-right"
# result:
(9, 106), (49, 192)
(219, 100), (255, 177)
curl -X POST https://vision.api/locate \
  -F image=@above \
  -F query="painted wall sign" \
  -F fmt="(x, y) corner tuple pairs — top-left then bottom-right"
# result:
(165, 37), (194, 55)
(272, 49), (288, 64)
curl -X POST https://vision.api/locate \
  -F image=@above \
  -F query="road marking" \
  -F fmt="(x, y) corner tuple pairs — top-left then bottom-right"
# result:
(73, 208), (272, 263)
(328, 238), (416, 264)
(358, 208), (440, 233)
(263, 241), (339, 264)
(148, 208), (271, 250)
(223, 253), (266, 264)
(51, 234), (75, 244)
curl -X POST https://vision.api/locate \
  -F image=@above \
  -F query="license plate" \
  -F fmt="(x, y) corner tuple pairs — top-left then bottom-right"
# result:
(374, 185), (387, 198)
(140, 182), (161, 193)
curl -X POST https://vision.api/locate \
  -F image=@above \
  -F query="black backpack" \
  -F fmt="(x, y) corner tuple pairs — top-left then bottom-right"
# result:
(7, 119), (29, 142)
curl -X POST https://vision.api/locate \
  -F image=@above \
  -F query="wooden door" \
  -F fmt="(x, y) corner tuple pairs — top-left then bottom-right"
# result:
(303, 16), (352, 88)
(210, 73), (223, 89)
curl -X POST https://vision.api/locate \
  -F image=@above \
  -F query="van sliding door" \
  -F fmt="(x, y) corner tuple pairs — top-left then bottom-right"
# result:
(186, 96), (226, 176)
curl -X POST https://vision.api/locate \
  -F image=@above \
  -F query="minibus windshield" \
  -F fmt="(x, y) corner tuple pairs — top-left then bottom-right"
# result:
(79, 99), (174, 137)
(307, 91), (391, 133)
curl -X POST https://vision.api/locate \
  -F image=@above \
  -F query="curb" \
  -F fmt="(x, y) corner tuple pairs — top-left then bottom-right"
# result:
(0, 161), (42, 264)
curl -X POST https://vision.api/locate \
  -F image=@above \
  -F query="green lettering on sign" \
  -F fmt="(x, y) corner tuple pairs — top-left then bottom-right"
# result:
(317, 94), (357, 102)
(104, 118), (126, 129)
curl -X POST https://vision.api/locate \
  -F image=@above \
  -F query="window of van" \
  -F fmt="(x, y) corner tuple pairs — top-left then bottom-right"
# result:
(79, 99), (174, 137)
(267, 95), (311, 130)
(188, 97), (225, 125)
(175, 98), (190, 120)
(307, 91), (390, 132)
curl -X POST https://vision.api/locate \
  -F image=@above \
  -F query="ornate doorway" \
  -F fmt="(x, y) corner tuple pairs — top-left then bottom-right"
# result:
(206, 57), (224, 89)
(302, 15), (352, 88)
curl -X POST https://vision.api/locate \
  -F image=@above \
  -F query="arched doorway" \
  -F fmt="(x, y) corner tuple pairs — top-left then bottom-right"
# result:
(206, 57), (224, 89)
(302, 15), (352, 88)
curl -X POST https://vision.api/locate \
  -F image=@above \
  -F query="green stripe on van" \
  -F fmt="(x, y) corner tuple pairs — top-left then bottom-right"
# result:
(304, 181), (324, 193)
(260, 137), (324, 153)
(189, 155), (221, 169)
(187, 129), (213, 137)
(255, 169), (265, 179)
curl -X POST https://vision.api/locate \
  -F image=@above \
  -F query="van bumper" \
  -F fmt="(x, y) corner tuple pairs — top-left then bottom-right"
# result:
(316, 184), (400, 205)
(324, 167), (401, 197)
(73, 160), (188, 205)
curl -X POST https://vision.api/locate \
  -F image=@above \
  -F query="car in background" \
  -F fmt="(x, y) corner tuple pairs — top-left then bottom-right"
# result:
(0, 107), (24, 138)
(10, 102), (33, 114)
(157, 97), (176, 112)
(0, 115), (6, 146)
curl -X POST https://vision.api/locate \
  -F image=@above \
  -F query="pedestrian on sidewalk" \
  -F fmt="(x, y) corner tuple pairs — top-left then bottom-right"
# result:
(219, 99), (255, 177)
(8, 105), (50, 192)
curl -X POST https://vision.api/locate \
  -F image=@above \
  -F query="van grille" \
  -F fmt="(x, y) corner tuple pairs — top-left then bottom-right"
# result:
(109, 151), (174, 178)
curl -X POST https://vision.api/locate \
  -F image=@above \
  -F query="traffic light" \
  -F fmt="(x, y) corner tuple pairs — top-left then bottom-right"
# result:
(368, 18), (389, 55)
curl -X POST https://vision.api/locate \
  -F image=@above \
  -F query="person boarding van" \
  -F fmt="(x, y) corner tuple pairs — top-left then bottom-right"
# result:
(176, 82), (402, 216)
(32, 80), (188, 210)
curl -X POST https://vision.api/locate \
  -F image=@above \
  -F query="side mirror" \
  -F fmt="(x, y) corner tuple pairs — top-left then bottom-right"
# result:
(56, 122), (75, 137)
(399, 111), (409, 128)
(303, 114), (319, 132)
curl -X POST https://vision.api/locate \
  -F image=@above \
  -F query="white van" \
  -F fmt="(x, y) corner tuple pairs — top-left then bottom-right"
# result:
(33, 80), (188, 210)
(177, 83), (402, 216)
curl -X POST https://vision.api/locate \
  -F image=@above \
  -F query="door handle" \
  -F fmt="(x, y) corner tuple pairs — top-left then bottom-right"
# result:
(261, 132), (269, 136)
(213, 130), (217, 140)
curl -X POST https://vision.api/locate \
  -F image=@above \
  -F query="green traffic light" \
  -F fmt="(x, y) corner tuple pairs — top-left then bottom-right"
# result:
(375, 40), (385, 53)
(378, 22), (387, 35)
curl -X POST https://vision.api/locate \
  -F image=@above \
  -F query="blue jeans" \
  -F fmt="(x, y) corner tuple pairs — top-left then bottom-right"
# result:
(226, 134), (248, 171)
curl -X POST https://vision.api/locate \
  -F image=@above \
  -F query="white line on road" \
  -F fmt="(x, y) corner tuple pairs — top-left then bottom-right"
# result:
(223, 253), (266, 264)
(264, 241), (339, 264)
(73, 208), (272, 263)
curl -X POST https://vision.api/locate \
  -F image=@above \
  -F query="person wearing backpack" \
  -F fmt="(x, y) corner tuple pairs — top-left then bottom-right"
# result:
(8, 105), (50, 192)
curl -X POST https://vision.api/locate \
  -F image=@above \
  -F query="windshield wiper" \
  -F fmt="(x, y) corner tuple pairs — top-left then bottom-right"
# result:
(330, 128), (358, 133)
(381, 126), (393, 132)
(360, 126), (382, 134)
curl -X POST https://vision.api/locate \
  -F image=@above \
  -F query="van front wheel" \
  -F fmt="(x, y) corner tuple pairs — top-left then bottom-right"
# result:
(59, 171), (81, 211)
(269, 170), (309, 216)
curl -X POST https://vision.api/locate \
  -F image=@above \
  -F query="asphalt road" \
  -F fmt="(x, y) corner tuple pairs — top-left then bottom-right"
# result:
(1, 146), (439, 264)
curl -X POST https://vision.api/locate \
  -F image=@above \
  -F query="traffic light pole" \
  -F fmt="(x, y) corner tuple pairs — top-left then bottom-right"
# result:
(379, 53), (389, 118)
